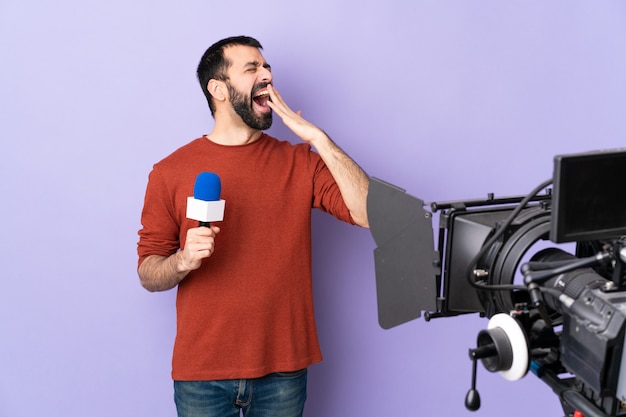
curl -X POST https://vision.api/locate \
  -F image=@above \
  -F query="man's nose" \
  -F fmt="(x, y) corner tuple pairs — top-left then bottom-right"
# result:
(259, 67), (272, 82)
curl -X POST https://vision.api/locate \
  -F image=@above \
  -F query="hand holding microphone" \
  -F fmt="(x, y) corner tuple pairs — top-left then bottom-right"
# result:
(179, 226), (220, 272)
(179, 172), (225, 272)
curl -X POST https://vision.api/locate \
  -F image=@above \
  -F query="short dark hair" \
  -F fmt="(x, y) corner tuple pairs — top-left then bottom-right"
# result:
(197, 36), (263, 116)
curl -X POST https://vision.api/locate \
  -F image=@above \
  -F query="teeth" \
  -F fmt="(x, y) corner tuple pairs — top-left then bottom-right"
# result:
(254, 90), (269, 98)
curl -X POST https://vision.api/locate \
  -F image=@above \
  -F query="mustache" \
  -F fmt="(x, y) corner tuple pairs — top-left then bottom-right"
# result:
(252, 82), (271, 95)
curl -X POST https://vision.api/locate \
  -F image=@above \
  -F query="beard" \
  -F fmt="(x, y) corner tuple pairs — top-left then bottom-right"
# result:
(227, 82), (273, 131)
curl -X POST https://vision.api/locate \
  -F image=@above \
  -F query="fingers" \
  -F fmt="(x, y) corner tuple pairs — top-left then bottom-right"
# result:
(266, 84), (290, 116)
(180, 226), (220, 270)
(267, 84), (322, 143)
(187, 226), (219, 251)
(268, 84), (305, 121)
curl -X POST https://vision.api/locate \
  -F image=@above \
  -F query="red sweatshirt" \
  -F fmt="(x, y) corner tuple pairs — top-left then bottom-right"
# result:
(137, 134), (355, 380)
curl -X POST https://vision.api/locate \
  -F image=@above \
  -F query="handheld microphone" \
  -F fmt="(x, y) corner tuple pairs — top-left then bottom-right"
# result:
(186, 172), (225, 227)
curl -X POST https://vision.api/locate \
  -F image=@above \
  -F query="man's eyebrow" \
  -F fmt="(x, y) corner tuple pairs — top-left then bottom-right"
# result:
(244, 61), (271, 71)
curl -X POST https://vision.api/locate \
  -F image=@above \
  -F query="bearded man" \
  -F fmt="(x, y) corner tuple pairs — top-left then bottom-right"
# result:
(137, 35), (369, 417)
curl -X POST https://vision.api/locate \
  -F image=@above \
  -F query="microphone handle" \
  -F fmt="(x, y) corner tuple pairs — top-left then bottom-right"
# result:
(199, 221), (211, 228)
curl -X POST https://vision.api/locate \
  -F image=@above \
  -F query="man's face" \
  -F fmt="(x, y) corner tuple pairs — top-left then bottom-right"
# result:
(223, 45), (273, 130)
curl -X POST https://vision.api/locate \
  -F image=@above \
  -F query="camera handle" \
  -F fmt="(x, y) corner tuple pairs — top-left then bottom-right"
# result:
(465, 314), (529, 411)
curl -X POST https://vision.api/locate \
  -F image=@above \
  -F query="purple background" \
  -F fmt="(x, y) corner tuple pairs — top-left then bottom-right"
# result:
(2, 1), (626, 416)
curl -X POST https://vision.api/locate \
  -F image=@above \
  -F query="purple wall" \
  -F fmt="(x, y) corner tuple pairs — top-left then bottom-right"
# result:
(2, 1), (626, 416)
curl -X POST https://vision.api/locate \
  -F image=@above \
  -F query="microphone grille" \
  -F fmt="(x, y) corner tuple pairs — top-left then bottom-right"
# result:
(193, 172), (221, 201)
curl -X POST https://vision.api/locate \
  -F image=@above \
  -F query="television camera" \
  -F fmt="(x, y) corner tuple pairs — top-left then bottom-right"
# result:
(367, 148), (626, 417)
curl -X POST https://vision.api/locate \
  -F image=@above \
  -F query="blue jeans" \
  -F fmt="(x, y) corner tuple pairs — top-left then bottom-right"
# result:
(174, 369), (307, 417)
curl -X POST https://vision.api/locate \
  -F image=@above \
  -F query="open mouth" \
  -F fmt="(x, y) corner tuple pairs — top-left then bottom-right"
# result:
(252, 88), (271, 110)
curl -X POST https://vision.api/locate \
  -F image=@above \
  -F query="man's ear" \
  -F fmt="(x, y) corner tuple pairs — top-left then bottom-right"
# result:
(208, 79), (227, 102)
